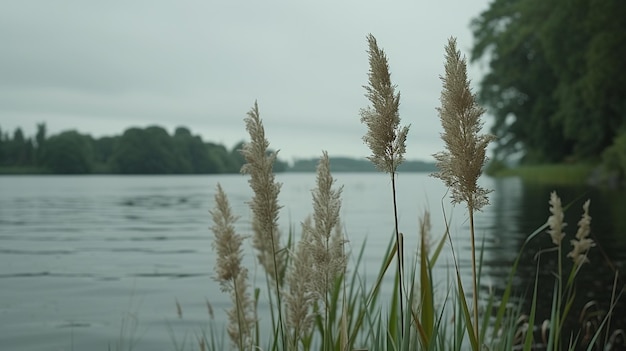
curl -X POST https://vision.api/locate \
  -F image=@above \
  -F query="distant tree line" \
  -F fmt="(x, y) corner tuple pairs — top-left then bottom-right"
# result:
(0, 123), (287, 174)
(0, 123), (440, 175)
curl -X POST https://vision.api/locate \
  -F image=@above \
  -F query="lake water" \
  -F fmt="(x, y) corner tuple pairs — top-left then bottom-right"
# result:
(1, 174), (624, 350)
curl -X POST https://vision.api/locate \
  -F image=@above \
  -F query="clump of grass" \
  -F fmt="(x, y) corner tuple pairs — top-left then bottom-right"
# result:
(201, 35), (621, 351)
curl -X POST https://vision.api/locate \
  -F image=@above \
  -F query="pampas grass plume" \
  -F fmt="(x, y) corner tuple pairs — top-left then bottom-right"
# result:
(547, 191), (566, 246)
(240, 101), (285, 286)
(210, 183), (254, 350)
(433, 37), (495, 211)
(360, 34), (410, 174)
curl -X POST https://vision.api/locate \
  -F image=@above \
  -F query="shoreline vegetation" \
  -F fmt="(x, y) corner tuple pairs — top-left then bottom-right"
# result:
(487, 163), (597, 185)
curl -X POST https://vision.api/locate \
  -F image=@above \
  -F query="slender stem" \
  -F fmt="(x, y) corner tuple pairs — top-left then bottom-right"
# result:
(555, 242), (563, 350)
(233, 277), (245, 351)
(268, 227), (286, 348)
(391, 173), (404, 337)
(469, 205), (479, 346)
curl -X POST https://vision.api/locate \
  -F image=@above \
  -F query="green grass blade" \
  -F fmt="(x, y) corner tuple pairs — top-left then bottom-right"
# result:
(522, 264), (540, 351)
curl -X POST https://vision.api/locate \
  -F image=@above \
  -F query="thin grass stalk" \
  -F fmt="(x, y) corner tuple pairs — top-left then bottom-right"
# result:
(604, 271), (619, 348)
(522, 260), (541, 351)
(446, 214), (479, 351)
(232, 278), (245, 351)
(468, 206), (479, 345)
(418, 211), (434, 348)
(555, 235), (563, 350)
(390, 174), (405, 337)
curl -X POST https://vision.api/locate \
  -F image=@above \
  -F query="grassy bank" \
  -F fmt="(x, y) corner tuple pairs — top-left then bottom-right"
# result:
(489, 163), (596, 185)
(0, 166), (50, 175)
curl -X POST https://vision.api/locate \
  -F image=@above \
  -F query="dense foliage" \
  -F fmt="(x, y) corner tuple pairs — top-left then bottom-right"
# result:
(0, 123), (270, 174)
(471, 0), (626, 168)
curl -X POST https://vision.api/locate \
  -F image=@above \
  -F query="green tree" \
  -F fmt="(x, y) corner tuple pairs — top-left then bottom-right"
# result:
(92, 136), (118, 172)
(35, 123), (47, 166)
(43, 131), (94, 173)
(471, 0), (626, 163)
(4, 128), (34, 166)
(0, 126), (4, 166)
(230, 141), (246, 171)
(109, 126), (180, 174)
(207, 142), (236, 173)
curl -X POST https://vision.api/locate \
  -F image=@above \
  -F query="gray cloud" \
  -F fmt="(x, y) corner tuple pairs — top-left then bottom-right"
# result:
(0, 0), (491, 161)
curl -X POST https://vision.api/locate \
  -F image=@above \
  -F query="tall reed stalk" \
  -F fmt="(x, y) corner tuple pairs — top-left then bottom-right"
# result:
(432, 37), (495, 349)
(240, 101), (287, 348)
(360, 33), (410, 337)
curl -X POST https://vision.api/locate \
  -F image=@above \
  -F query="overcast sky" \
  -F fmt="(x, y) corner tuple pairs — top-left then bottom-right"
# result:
(1, 0), (492, 162)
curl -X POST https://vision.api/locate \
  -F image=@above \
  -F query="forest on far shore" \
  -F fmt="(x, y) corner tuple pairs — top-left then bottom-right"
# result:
(0, 123), (274, 174)
(0, 123), (435, 174)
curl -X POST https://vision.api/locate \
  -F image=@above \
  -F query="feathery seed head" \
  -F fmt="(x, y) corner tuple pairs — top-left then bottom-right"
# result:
(568, 199), (594, 265)
(547, 191), (566, 246)
(284, 217), (316, 342)
(304, 152), (346, 303)
(432, 37), (495, 211)
(360, 34), (410, 174)
(240, 101), (285, 286)
(312, 151), (343, 239)
(209, 183), (254, 349)
(211, 184), (244, 289)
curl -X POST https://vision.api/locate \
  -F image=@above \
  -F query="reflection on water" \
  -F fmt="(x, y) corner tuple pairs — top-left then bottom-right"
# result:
(0, 175), (624, 350)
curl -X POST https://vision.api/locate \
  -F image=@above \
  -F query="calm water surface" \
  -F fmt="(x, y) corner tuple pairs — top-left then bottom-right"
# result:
(1, 174), (624, 350)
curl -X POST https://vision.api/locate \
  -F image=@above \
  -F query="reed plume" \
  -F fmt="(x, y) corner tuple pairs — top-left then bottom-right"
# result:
(302, 151), (347, 351)
(210, 183), (254, 350)
(284, 217), (315, 349)
(547, 191), (566, 246)
(360, 33), (409, 336)
(305, 151), (346, 303)
(433, 37), (494, 347)
(433, 37), (495, 212)
(360, 34), (409, 174)
(568, 199), (595, 266)
(240, 101), (285, 287)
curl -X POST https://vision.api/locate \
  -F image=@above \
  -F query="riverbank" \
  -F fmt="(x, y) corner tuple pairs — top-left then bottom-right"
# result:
(488, 163), (596, 185)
